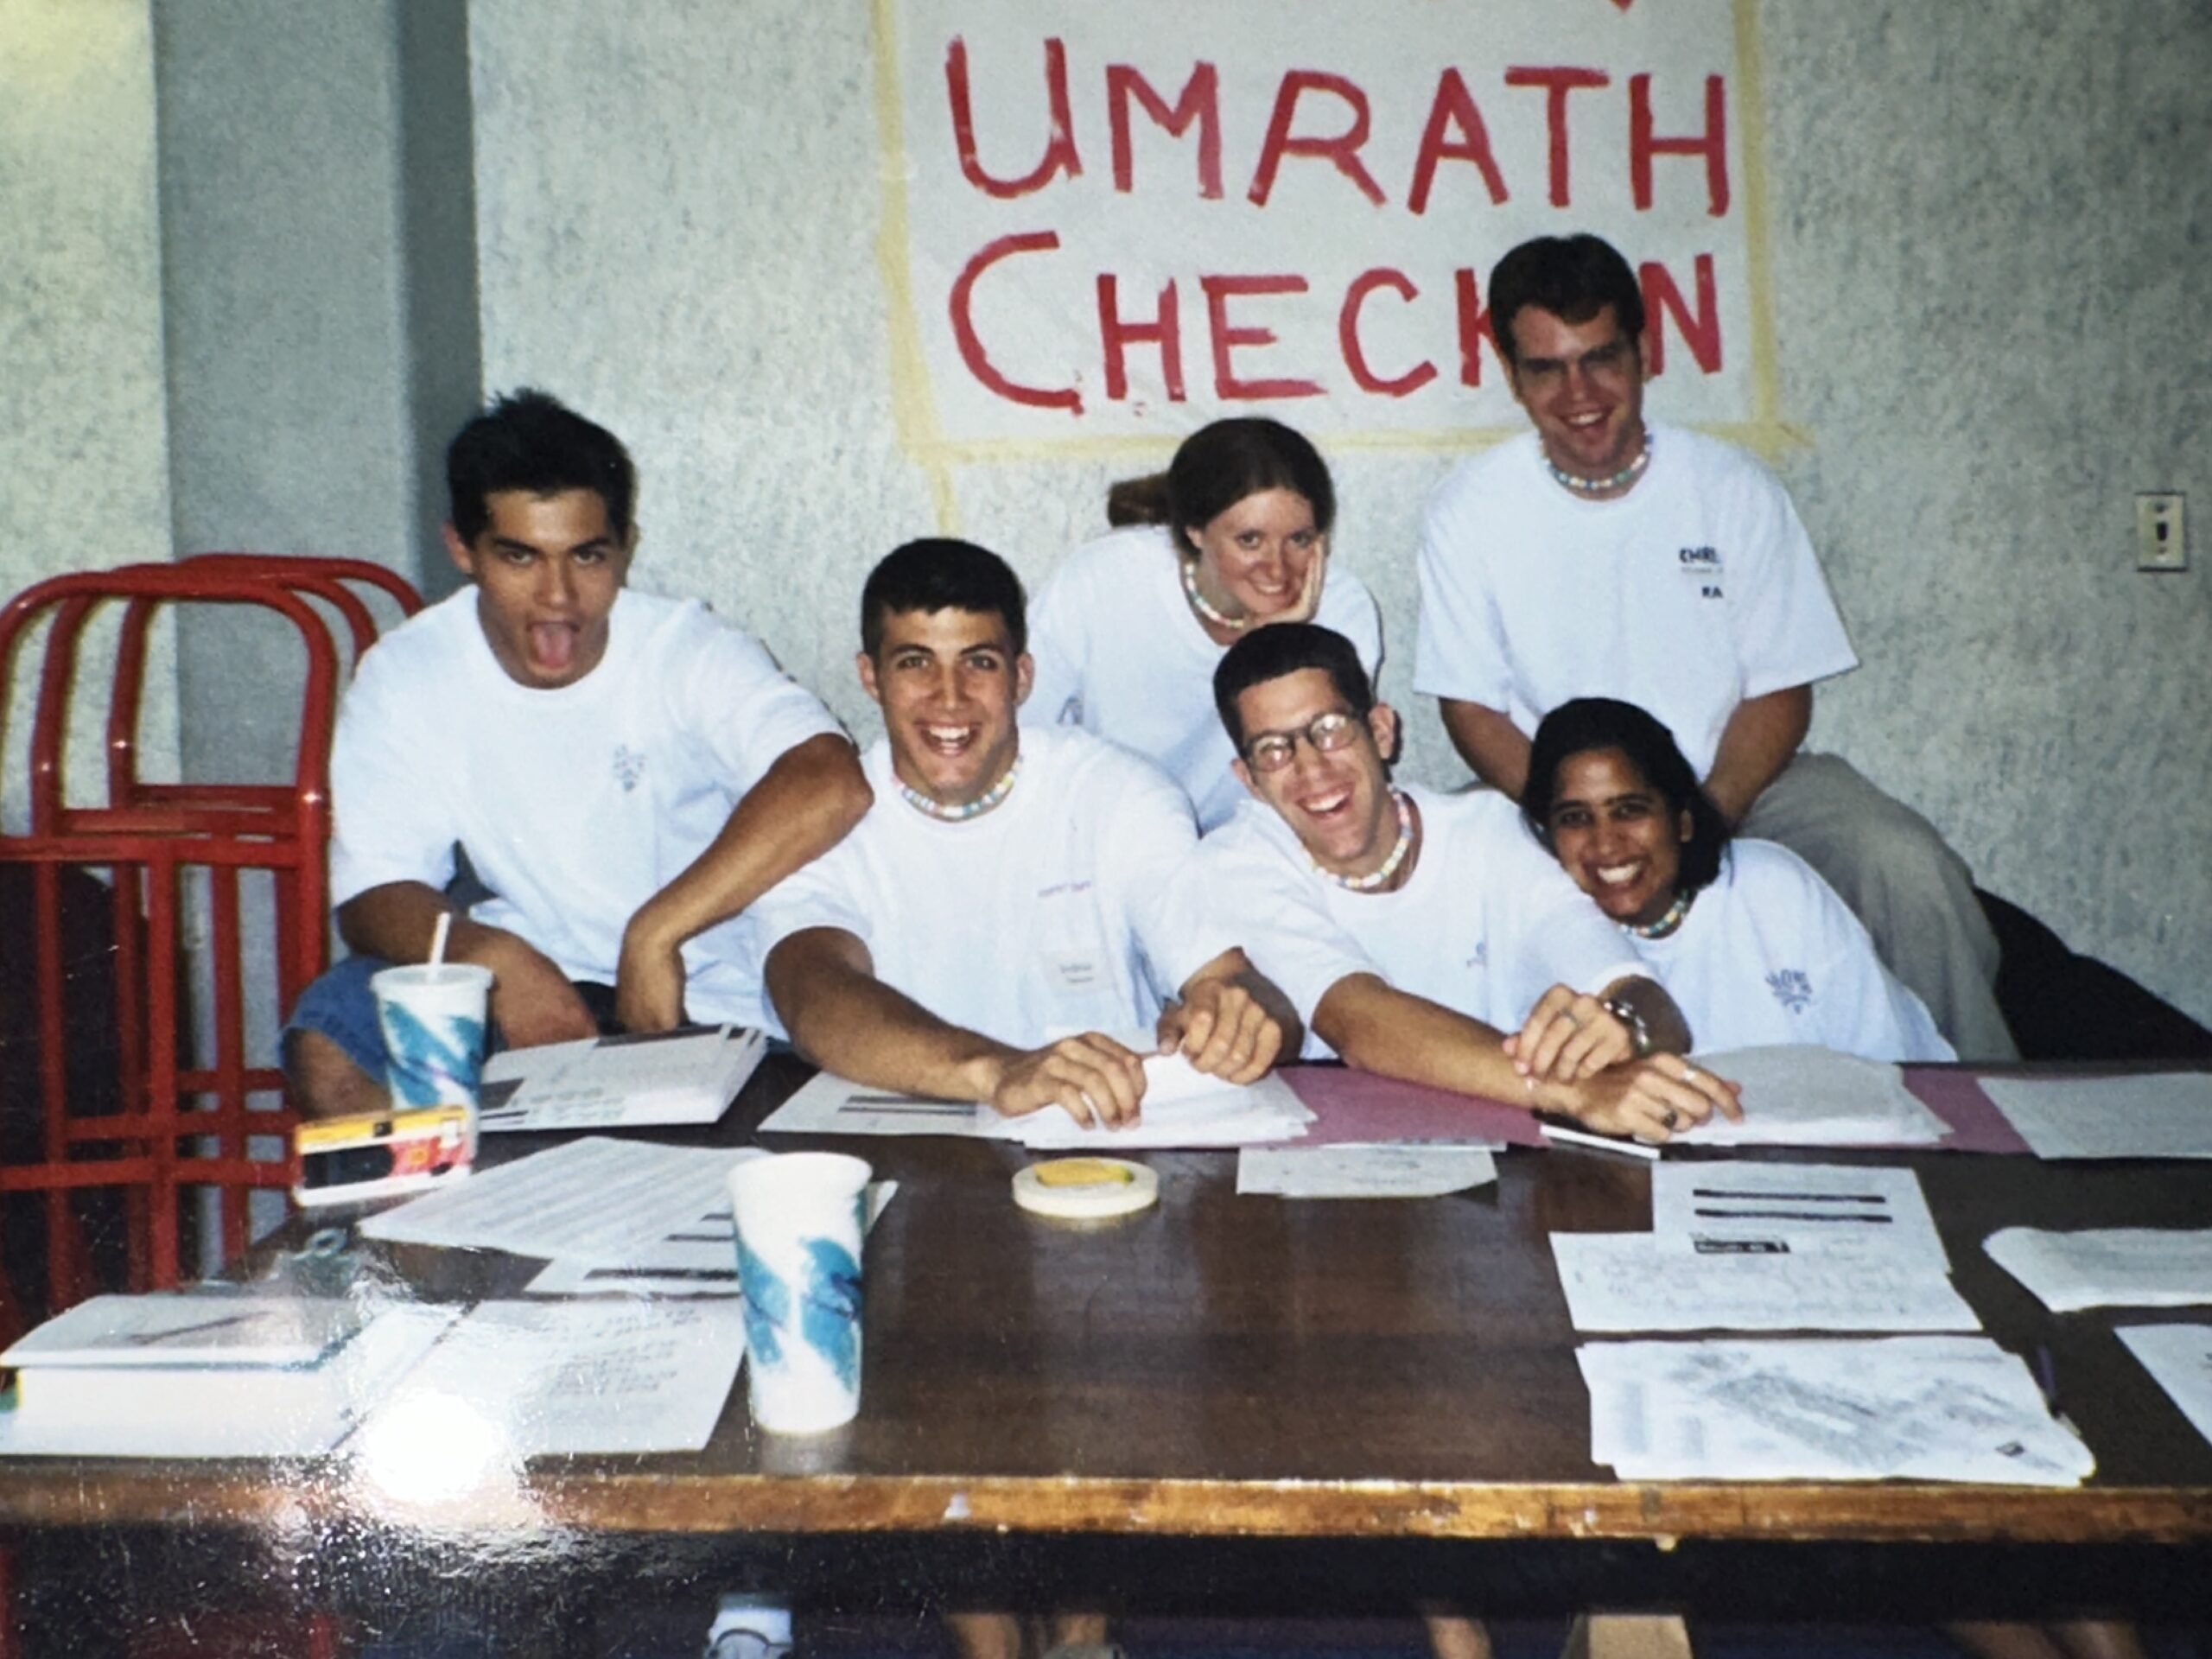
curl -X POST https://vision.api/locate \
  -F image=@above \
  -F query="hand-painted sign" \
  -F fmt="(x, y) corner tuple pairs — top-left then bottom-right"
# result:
(880, 0), (1774, 456)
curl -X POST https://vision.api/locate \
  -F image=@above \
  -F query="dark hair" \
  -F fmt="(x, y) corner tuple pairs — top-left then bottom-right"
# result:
(1521, 697), (1730, 896)
(1487, 235), (1646, 368)
(1104, 473), (1172, 528)
(861, 539), (1027, 659)
(1105, 419), (1336, 548)
(446, 389), (636, 544)
(1211, 622), (1374, 750)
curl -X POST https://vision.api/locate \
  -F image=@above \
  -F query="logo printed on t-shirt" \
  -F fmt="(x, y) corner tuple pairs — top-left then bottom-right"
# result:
(612, 744), (646, 792)
(1678, 545), (1724, 601)
(1766, 968), (1814, 1014)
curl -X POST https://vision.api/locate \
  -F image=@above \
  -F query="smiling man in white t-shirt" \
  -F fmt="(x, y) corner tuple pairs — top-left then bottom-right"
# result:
(1414, 232), (2016, 1060)
(1199, 623), (1742, 1144)
(753, 539), (1288, 1130)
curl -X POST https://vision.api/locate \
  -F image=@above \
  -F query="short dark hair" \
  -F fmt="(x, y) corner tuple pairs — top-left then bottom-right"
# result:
(1106, 419), (1337, 547)
(1212, 622), (1374, 750)
(1487, 235), (1646, 368)
(861, 539), (1027, 659)
(446, 389), (636, 544)
(1521, 697), (1730, 896)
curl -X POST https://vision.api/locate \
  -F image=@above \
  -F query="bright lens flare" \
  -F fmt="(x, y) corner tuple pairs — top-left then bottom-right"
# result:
(350, 1389), (511, 1507)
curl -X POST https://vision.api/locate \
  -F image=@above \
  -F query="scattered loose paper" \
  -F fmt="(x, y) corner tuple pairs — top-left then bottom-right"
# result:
(1237, 1144), (1497, 1198)
(759, 1071), (983, 1137)
(993, 1065), (1313, 1150)
(2116, 1325), (2212, 1448)
(1578, 1336), (2094, 1484)
(525, 1179), (899, 1298)
(479, 1026), (765, 1132)
(764, 1058), (1313, 1149)
(1134, 1048), (1252, 1106)
(1985, 1228), (2212, 1313)
(1650, 1160), (1948, 1267)
(1980, 1073), (2212, 1161)
(360, 1137), (763, 1266)
(367, 1299), (748, 1457)
(1549, 1232), (1979, 1333)
(1678, 1046), (1948, 1147)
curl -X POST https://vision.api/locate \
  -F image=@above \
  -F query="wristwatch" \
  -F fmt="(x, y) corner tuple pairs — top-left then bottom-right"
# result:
(1600, 995), (1654, 1058)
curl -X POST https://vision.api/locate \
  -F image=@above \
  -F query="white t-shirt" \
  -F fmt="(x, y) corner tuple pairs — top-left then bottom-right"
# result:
(1640, 840), (1954, 1062)
(748, 726), (1236, 1049)
(1194, 784), (1646, 1057)
(1027, 523), (1384, 830)
(1414, 424), (1858, 777)
(328, 587), (843, 1027)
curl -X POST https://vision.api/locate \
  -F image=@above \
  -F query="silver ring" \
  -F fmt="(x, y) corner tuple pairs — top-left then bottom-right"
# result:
(1681, 1065), (1700, 1084)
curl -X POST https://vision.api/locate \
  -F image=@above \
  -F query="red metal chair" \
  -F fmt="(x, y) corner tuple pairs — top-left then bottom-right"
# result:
(0, 557), (421, 1338)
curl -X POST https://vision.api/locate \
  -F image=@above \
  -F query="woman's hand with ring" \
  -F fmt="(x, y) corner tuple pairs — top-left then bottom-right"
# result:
(1507, 984), (1637, 1083)
(1546, 1057), (1744, 1142)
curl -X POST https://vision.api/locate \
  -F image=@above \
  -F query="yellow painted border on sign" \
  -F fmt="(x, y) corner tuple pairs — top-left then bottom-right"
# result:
(871, 0), (1802, 534)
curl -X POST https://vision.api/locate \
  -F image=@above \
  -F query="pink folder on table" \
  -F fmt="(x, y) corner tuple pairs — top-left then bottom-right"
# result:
(1281, 1063), (2030, 1154)
(1281, 1065), (1547, 1148)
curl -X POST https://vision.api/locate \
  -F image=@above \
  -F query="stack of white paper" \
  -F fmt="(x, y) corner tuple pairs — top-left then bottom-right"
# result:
(1980, 1073), (2212, 1161)
(761, 1052), (1313, 1149)
(2116, 1325), (2212, 1448)
(1236, 1144), (1497, 1198)
(988, 1056), (1313, 1149)
(1578, 1337), (2094, 1484)
(361, 1136), (760, 1264)
(1677, 1046), (1947, 1147)
(479, 1026), (766, 1132)
(0, 1293), (365, 1369)
(1550, 1233), (1979, 1333)
(0, 1289), (758, 1461)
(1985, 1228), (2212, 1313)
(0, 1302), (461, 1459)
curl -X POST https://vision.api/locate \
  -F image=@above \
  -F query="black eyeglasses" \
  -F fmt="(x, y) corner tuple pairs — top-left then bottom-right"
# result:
(1243, 710), (1362, 773)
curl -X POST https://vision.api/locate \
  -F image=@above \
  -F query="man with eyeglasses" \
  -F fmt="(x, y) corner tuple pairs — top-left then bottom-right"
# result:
(1414, 232), (2017, 1062)
(1199, 623), (1742, 1143)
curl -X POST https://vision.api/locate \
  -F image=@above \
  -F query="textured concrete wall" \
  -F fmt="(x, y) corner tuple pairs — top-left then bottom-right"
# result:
(1754, 0), (2211, 1026)
(0, 0), (175, 829)
(156, 0), (480, 786)
(474, 0), (2208, 1023)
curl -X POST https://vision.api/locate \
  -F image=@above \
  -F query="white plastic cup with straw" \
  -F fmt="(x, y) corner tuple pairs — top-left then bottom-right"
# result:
(370, 911), (493, 1145)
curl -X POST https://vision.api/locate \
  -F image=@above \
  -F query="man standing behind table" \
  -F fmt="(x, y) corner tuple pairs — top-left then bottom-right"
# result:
(283, 390), (872, 1116)
(753, 538), (1289, 1129)
(1415, 232), (2017, 1060)
(1200, 624), (1741, 1144)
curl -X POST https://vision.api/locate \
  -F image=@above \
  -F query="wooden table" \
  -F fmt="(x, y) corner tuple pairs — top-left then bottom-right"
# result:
(3, 1057), (2210, 1644)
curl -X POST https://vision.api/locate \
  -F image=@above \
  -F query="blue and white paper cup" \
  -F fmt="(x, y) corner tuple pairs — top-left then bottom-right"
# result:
(370, 963), (493, 1120)
(727, 1151), (871, 1434)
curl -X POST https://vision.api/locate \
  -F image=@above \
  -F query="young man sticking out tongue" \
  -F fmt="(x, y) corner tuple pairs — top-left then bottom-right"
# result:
(283, 390), (870, 1116)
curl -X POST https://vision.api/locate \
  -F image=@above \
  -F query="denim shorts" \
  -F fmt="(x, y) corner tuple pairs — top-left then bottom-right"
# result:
(283, 956), (620, 1075)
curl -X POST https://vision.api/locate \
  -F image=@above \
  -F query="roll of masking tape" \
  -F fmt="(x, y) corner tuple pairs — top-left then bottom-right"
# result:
(1013, 1157), (1159, 1220)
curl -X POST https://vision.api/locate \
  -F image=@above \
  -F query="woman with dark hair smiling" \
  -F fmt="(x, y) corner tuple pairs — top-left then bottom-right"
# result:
(1522, 697), (1953, 1062)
